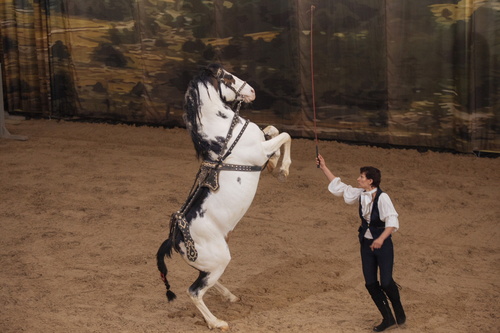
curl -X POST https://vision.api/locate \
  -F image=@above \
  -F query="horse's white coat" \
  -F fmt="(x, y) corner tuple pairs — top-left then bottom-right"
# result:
(167, 66), (291, 330)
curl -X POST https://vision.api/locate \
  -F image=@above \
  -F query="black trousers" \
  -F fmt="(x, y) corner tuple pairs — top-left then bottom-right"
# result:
(360, 237), (394, 287)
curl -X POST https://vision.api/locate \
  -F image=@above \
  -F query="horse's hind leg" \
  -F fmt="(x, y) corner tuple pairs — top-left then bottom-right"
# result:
(214, 281), (239, 302)
(188, 270), (229, 330)
(188, 253), (232, 330)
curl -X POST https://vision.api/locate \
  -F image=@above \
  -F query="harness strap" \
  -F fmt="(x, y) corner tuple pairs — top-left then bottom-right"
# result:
(215, 102), (242, 165)
(201, 161), (265, 172)
(218, 163), (264, 172)
(221, 118), (249, 161)
(173, 212), (198, 261)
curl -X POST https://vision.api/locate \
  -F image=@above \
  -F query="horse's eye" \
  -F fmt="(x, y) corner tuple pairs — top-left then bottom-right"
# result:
(223, 74), (235, 85)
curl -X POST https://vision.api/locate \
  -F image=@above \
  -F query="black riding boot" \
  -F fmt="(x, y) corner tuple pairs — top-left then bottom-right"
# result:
(366, 282), (396, 332)
(382, 279), (406, 325)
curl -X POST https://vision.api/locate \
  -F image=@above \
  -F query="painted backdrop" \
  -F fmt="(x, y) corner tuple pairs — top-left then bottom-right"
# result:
(0, 0), (498, 152)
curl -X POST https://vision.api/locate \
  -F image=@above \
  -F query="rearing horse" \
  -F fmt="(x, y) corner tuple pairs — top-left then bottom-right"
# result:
(156, 63), (291, 330)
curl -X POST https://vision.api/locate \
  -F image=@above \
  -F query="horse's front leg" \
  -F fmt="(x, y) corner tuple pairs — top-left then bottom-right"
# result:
(261, 127), (291, 181)
(262, 126), (281, 172)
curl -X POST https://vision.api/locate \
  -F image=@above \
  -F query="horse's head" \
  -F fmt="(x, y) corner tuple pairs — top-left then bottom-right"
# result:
(184, 64), (256, 160)
(206, 64), (256, 104)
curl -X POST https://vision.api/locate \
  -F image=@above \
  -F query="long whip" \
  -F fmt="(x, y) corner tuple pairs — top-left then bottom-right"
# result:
(310, 5), (319, 167)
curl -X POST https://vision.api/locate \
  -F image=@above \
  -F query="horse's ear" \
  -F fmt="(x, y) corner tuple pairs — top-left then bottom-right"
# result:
(207, 63), (223, 78)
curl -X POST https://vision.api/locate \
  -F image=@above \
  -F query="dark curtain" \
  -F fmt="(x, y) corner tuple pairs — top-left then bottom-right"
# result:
(0, 0), (498, 152)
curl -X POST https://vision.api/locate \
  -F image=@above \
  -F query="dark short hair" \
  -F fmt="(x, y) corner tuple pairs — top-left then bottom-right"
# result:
(360, 166), (381, 188)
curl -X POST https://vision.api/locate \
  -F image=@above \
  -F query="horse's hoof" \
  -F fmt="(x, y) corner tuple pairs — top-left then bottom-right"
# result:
(278, 170), (288, 182)
(209, 319), (229, 331)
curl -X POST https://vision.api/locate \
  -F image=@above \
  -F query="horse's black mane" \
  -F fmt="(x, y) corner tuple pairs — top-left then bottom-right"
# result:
(183, 64), (224, 160)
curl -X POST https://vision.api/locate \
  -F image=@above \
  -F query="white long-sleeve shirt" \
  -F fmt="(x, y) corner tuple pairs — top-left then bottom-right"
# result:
(328, 177), (399, 239)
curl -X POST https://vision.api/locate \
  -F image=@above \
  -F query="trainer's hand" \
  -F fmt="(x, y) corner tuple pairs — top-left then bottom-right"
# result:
(316, 154), (325, 169)
(370, 238), (384, 251)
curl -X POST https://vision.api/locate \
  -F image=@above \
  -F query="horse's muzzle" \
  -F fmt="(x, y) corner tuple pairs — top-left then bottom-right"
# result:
(242, 92), (256, 103)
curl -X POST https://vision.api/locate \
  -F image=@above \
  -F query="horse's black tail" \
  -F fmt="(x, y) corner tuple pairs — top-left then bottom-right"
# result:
(156, 238), (177, 302)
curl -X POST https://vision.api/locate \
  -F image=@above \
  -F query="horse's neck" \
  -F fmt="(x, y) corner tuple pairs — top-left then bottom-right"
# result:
(198, 85), (235, 129)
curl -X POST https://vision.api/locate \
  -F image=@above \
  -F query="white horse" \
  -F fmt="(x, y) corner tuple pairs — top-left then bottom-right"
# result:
(156, 63), (291, 330)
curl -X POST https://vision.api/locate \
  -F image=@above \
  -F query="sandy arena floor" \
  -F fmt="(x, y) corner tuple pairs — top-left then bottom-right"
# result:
(1, 119), (499, 332)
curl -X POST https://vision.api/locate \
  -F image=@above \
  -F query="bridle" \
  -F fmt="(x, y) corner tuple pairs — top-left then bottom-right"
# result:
(214, 68), (248, 108)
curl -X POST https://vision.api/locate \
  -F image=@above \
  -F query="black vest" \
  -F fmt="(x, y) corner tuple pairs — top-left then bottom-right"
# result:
(358, 188), (388, 241)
